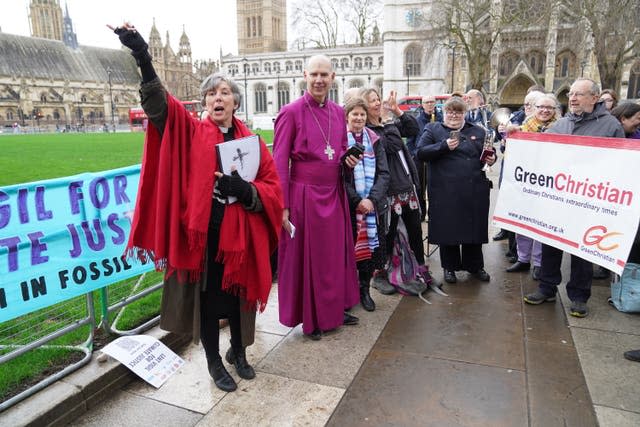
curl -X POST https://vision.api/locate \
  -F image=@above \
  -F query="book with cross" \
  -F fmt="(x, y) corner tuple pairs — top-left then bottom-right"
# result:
(216, 134), (261, 203)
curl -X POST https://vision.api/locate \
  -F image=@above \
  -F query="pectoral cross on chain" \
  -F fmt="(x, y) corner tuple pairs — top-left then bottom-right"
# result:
(324, 144), (335, 160)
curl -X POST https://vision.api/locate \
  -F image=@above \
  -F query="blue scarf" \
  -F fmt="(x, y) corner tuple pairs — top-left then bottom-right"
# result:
(348, 130), (379, 255)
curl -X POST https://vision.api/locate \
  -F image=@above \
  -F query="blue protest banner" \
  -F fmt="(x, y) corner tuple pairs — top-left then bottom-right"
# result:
(0, 165), (154, 322)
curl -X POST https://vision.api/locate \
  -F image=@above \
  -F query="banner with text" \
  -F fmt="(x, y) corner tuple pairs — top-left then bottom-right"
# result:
(493, 132), (640, 275)
(0, 165), (153, 322)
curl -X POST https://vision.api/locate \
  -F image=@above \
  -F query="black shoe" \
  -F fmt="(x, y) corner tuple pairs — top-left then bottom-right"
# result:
(506, 261), (531, 272)
(623, 349), (640, 362)
(343, 312), (359, 326)
(472, 269), (490, 282)
(208, 358), (237, 392)
(524, 290), (556, 305)
(225, 347), (256, 380)
(493, 230), (508, 241)
(593, 266), (611, 280)
(505, 250), (515, 258)
(305, 329), (322, 340)
(532, 266), (541, 281)
(360, 286), (376, 312)
(507, 255), (518, 264)
(569, 301), (589, 318)
(444, 270), (457, 283)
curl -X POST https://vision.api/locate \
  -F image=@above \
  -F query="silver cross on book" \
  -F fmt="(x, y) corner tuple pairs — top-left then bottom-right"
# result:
(216, 134), (261, 203)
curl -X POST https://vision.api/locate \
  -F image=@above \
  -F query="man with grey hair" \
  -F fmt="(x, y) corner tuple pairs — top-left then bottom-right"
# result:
(273, 55), (360, 340)
(524, 77), (624, 318)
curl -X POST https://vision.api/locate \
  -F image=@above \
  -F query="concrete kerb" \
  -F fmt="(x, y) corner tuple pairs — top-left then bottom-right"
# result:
(2, 327), (192, 427)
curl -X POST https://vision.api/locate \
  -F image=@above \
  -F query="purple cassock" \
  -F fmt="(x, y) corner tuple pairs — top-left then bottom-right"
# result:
(273, 91), (359, 334)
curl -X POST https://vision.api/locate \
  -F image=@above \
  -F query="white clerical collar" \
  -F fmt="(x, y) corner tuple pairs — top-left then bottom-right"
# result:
(219, 126), (229, 133)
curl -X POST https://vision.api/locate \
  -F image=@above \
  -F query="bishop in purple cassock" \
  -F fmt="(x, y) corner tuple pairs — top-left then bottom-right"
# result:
(273, 55), (359, 339)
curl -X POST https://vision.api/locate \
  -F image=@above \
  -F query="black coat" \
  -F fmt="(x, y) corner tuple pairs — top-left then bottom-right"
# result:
(416, 121), (491, 245)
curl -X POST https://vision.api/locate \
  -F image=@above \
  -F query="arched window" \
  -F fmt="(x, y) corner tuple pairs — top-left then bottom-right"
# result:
(364, 56), (373, 69)
(53, 110), (60, 120)
(246, 18), (251, 38)
(349, 79), (364, 88)
(328, 82), (339, 103)
(251, 63), (260, 74)
(264, 62), (271, 73)
(526, 50), (545, 75)
(80, 95), (87, 103)
(354, 57), (363, 70)
(499, 51), (520, 77)
(273, 62), (281, 72)
(258, 16), (262, 36)
(555, 50), (576, 78)
(404, 44), (421, 76)
(331, 58), (339, 70)
(40, 93), (47, 102)
(340, 58), (349, 70)
(229, 64), (239, 76)
(295, 60), (303, 71)
(277, 82), (289, 110)
(252, 17), (257, 37)
(628, 61), (640, 99)
(6, 110), (14, 120)
(378, 56), (384, 68)
(254, 83), (267, 113)
(285, 61), (293, 72)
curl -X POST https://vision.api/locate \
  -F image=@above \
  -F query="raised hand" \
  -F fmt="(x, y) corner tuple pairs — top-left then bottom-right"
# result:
(107, 23), (152, 65)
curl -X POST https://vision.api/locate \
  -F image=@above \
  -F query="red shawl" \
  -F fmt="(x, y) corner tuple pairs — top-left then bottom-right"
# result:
(127, 95), (283, 311)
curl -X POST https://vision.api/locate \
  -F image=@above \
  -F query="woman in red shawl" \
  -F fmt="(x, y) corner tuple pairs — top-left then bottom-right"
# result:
(111, 23), (283, 392)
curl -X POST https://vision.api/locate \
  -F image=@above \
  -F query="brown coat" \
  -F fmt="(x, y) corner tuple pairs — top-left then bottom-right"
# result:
(159, 256), (256, 347)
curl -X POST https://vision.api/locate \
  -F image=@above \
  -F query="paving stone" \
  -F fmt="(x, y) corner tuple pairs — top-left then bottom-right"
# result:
(594, 405), (640, 427)
(328, 349), (527, 427)
(69, 390), (202, 427)
(196, 372), (343, 426)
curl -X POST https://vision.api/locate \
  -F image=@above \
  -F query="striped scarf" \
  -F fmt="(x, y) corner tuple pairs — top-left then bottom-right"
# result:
(348, 130), (379, 261)
(521, 115), (556, 133)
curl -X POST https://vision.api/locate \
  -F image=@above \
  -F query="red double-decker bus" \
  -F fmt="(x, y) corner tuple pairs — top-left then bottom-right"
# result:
(129, 101), (203, 131)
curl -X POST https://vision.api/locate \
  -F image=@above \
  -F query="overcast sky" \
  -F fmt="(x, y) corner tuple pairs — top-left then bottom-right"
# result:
(0, 0), (261, 61)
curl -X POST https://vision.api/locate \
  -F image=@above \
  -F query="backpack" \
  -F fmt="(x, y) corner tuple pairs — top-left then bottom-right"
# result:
(609, 263), (640, 313)
(386, 218), (428, 297)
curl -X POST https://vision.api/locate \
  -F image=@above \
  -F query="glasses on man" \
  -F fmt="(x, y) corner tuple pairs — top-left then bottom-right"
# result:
(445, 110), (464, 116)
(535, 105), (555, 111)
(567, 91), (590, 98)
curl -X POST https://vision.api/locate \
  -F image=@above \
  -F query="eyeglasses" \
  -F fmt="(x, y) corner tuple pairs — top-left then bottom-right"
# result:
(445, 110), (463, 116)
(600, 98), (614, 103)
(535, 105), (555, 111)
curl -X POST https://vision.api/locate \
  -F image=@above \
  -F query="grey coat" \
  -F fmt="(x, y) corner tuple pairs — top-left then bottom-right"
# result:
(547, 101), (625, 138)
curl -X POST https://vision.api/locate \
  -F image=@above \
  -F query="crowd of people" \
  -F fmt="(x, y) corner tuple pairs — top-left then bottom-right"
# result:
(112, 24), (640, 391)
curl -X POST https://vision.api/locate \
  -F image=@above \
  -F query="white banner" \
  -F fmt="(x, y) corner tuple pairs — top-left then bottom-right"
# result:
(493, 132), (640, 275)
(101, 335), (184, 388)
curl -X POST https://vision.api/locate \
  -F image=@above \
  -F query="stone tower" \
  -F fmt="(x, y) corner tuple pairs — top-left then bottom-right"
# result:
(237, 0), (287, 55)
(62, 3), (78, 49)
(29, 0), (63, 41)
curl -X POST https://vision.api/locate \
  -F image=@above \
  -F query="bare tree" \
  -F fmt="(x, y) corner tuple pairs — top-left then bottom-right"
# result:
(344, 0), (382, 46)
(567, 0), (640, 92)
(291, 0), (340, 49)
(430, 0), (543, 90)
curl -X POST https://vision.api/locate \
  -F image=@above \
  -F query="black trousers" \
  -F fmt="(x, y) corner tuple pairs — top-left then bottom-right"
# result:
(199, 227), (243, 362)
(439, 244), (484, 272)
(538, 244), (592, 303)
(415, 158), (427, 221)
(386, 204), (425, 265)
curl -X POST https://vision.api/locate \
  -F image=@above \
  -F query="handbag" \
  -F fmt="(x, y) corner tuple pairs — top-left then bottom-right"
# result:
(609, 263), (640, 313)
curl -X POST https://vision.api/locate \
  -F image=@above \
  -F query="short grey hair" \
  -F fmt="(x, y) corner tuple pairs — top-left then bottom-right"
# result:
(573, 77), (600, 96)
(200, 73), (241, 109)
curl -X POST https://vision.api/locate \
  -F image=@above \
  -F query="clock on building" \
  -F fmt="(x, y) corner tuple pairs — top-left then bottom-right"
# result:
(405, 8), (423, 28)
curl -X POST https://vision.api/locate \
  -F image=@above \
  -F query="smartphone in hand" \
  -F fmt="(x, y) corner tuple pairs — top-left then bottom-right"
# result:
(449, 130), (460, 140)
(345, 143), (365, 158)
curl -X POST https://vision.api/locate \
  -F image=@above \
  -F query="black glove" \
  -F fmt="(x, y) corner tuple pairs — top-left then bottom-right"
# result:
(217, 170), (253, 205)
(113, 26), (152, 66)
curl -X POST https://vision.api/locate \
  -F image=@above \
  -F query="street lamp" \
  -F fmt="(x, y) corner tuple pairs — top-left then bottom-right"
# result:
(406, 65), (410, 95)
(342, 76), (346, 98)
(450, 42), (457, 92)
(292, 77), (296, 99)
(107, 68), (116, 132)
(276, 68), (280, 111)
(580, 59), (587, 77)
(368, 74), (371, 86)
(242, 57), (249, 127)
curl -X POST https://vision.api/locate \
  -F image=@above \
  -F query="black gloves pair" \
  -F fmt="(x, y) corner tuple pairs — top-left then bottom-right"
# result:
(217, 171), (253, 205)
(113, 26), (152, 66)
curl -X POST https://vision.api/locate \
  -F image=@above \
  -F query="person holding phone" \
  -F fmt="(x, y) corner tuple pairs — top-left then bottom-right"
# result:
(416, 96), (496, 284)
(343, 96), (390, 311)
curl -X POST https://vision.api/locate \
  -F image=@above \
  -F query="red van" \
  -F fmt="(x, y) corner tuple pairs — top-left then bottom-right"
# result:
(398, 95), (451, 112)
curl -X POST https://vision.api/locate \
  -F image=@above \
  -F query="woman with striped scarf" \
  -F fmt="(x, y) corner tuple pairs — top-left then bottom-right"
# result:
(344, 97), (390, 311)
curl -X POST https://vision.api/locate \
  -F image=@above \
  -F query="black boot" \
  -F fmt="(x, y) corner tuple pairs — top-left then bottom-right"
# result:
(359, 274), (375, 312)
(208, 357), (237, 392)
(225, 347), (256, 380)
